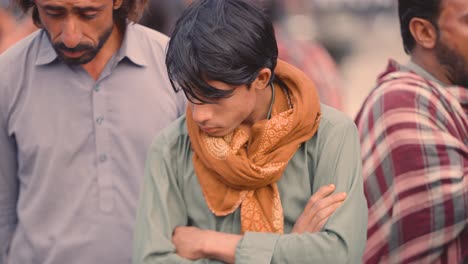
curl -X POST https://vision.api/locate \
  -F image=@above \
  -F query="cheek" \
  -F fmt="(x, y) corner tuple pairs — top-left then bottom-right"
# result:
(443, 20), (468, 48)
(38, 18), (59, 39)
(238, 97), (256, 119)
(218, 101), (250, 125)
(81, 14), (114, 43)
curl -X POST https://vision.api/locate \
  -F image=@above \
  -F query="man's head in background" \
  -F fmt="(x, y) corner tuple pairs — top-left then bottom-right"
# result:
(12, 0), (147, 64)
(399, 0), (468, 87)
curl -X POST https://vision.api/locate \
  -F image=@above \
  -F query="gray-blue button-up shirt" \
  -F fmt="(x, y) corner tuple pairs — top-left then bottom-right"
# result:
(0, 23), (186, 264)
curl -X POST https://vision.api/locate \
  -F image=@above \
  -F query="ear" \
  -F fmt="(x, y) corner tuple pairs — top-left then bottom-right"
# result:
(114, 0), (123, 10)
(409, 17), (438, 49)
(251, 68), (272, 91)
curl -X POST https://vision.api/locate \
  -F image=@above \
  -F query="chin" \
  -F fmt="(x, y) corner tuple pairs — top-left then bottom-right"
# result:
(59, 50), (96, 65)
(207, 131), (226, 137)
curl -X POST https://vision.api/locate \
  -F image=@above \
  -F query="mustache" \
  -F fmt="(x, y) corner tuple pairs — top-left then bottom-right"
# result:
(53, 43), (94, 53)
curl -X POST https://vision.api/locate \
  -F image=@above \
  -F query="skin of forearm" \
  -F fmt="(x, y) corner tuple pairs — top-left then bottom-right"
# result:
(202, 230), (242, 264)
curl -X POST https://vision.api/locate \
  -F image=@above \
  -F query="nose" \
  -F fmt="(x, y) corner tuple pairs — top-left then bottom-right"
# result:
(61, 18), (82, 48)
(191, 104), (213, 125)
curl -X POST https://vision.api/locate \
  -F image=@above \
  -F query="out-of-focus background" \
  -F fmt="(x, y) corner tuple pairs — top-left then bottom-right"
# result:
(0, 0), (408, 118)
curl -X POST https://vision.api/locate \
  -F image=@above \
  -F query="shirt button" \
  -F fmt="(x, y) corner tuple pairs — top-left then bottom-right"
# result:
(96, 116), (104, 124)
(94, 85), (100, 92)
(99, 154), (107, 163)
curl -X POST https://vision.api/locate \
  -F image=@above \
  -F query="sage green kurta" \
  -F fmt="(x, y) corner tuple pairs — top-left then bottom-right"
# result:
(133, 104), (368, 264)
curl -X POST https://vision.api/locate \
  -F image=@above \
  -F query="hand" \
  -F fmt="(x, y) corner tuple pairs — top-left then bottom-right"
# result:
(291, 184), (346, 234)
(172, 226), (241, 263)
(172, 226), (208, 260)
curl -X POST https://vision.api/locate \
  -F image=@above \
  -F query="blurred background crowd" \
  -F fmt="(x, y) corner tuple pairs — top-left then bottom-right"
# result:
(0, 0), (408, 117)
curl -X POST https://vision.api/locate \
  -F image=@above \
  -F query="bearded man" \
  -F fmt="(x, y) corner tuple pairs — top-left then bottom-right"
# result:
(0, 0), (186, 262)
(356, 0), (468, 263)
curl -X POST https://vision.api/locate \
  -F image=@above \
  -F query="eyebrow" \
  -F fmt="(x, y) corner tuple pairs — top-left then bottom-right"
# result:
(41, 4), (105, 12)
(73, 5), (105, 12)
(42, 5), (66, 11)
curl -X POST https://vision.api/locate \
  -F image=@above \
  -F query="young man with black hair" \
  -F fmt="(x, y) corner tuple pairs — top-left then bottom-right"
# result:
(134, 0), (367, 263)
(356, 0), (468, 263)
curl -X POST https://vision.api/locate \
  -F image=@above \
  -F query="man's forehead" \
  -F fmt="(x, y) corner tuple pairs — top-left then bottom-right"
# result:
(36, 0), (109, 8)
(437, 0), (468, 36)
(440, 0), (468, 16)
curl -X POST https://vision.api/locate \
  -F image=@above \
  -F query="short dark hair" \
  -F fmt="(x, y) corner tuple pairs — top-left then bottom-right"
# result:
(166, 0), (278, 104)
(13, 0), (148, 32)
(398, 0), (441, 54)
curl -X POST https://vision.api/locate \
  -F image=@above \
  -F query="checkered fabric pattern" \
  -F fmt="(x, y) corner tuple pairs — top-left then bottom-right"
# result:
(355, 60), (468, 264)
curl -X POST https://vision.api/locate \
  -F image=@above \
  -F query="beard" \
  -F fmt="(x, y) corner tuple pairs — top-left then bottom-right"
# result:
(47, 25), (114, 65)
(435, 39), (468, 88)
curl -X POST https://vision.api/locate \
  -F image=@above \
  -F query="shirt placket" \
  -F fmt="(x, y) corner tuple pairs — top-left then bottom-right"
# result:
(92, 81), (114, 212)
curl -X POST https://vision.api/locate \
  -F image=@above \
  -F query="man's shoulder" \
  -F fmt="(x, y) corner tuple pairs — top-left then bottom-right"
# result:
(319, 104), (355, 131)
(354, 66), (450, 131)
(305, 104), (357, 149)
(374, 60), (442, 101)
(127, 23), (169, 48)
(359, 69), (437, 115)
(149, 115), (189, 154)
(303, 104), (359, 163)
(0, 30), (42, 70)
(124, 23), (170, 67)
(379, 70), (432, 90)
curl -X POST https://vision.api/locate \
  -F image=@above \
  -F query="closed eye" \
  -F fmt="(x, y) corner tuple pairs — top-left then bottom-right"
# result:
(80, 12), (98, 20)
(46, 11), (65, 18)
(43, 6), (66, 18)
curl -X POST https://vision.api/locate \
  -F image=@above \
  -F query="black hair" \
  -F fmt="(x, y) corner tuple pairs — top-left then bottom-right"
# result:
(14, 0), (147, 33)
(166, 0), (278, 104)
(398, 0), (441, 54)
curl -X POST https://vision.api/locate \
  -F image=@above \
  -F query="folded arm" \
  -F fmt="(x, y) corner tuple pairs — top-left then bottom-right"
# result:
(133, 117), (367, 264)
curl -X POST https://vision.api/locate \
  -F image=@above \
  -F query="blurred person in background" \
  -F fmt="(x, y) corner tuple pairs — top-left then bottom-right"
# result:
(0, 0), (186, 263)
(133, 0), (367, 263)
(138, 0), (184, 36)
(0, 0), (36, 53)
(355, 0), (467, 263)
(272, 0), (344, 111)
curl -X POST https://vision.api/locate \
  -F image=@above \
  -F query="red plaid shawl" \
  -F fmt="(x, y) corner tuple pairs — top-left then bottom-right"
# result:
(355, 60), (468, 264)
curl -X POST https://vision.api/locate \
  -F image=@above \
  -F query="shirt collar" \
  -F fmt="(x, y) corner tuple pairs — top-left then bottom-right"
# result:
(35, 30), (59, 66)
(115, 23), (147, 67)
(34, 23), (148, 67)
(405, 60), (444, 86)
(405, 60), (468, 106)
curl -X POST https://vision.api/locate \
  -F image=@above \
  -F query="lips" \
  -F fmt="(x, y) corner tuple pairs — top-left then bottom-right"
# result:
(60, 49), (86, 58)
(200, 126), (219, 134)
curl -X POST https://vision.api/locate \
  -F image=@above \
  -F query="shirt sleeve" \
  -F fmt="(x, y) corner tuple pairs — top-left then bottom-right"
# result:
(235, 118), (368, 264)
(0, 83), (19, 262)
(132, 135), (223, 264)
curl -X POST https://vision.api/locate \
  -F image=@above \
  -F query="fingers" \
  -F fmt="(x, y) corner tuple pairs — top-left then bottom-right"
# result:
(310, 192), (346, 214)
(172, 226), (181, 244)
(172, 226), (190, 245)
(305, 191), (346, 220)
(304, 184), (336, 212)
(292, 185), (347, 234)
(305, 185), (346, 217)
(308, 200), (344, 232)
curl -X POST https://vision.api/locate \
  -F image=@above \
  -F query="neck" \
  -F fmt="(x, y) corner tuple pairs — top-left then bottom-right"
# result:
(411, 49), (453, 86)
(83, 24), (123, 80)
(244, 84), (274, 126)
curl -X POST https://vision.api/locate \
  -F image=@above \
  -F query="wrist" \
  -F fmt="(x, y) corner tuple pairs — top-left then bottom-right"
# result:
(200, 229), (216, 258)
(200, 230), (241, 264)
